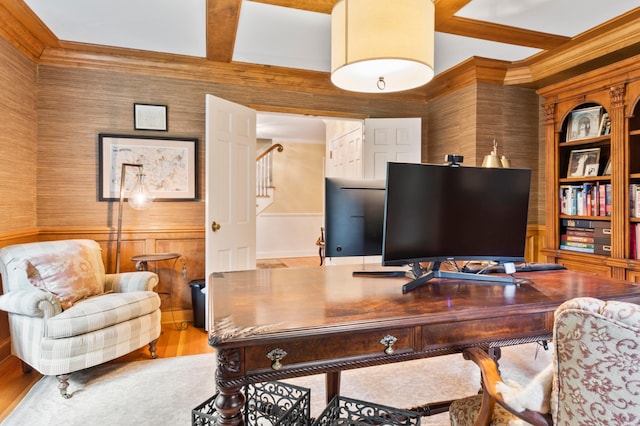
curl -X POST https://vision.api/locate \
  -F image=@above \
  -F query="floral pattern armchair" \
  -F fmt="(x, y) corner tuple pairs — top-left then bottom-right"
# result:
(449, 297), (640, 425)
(0, 239), (162, 398)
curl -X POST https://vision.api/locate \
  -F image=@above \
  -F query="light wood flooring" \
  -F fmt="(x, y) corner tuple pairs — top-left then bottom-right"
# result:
(0, 257), (319, 422)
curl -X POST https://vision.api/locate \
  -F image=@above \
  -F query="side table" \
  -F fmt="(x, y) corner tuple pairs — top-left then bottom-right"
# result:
(131, 253), (186, 330)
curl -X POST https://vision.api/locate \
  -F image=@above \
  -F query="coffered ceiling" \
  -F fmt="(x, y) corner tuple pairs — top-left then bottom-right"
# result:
(19, 0), (640, 77)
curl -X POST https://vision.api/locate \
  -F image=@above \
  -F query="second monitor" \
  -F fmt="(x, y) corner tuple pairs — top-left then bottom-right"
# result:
(324, 177), (386, 258)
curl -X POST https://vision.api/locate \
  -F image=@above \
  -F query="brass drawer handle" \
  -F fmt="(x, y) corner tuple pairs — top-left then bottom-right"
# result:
(380, 335), (398, 355)
(266, 348), (287, 370)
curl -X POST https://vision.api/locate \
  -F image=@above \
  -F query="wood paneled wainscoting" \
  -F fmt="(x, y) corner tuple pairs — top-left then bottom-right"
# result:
(38, 226), (207, 321)
(526, 224), (546, 264)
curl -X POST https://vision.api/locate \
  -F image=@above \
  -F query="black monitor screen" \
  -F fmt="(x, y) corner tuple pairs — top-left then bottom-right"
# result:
(325, 177), (386, 257)
(382, 162), (531, 266)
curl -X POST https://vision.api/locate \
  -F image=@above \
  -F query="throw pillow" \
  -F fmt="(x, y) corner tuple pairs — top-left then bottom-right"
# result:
(22, 244), (104, 309)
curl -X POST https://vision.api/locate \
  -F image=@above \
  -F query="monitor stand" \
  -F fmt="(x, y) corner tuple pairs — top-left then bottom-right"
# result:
(352, 270), (409, 278)
(402, 261), (515, 294)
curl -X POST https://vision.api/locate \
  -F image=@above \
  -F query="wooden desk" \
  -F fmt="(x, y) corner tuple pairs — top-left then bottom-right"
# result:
(207, 265), (640, 425)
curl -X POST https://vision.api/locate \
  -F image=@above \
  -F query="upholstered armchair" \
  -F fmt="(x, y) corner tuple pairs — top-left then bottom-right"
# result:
(0, 239), (162, 398)
(449, 297), (640, 425)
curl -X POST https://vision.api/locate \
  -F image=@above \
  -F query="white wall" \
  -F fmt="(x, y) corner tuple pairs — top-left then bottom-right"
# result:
(256, 213), (323, 258)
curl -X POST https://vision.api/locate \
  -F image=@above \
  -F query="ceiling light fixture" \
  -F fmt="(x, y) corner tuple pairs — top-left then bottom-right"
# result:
(330, 0), (435, 93)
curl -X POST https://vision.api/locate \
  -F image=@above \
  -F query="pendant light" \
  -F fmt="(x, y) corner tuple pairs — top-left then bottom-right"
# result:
(331, 0), (435, 93)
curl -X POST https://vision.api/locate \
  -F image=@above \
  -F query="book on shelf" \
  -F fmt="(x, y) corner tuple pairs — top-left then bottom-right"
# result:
(565, 228), (595, 237)
(561, 234), (595, 243)
(561, 241), (595, 249)
(630, 184), (640, 218)
(562, 218), (610, 229)
(559, 244), (595, 254)
(632, 223), (638, 260)
(559, 242), (609, 255)
(631, 223), (640, 260)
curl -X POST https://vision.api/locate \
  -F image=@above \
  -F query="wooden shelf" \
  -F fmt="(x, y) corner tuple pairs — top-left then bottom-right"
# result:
(559, 215), (610, 221)
(559, 176), (611, 183)
(559, 135), (610, 147)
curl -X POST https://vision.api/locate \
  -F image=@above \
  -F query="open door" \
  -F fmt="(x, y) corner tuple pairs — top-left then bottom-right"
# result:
(205, 95), (257, 282)
(364, 118), (422, 179)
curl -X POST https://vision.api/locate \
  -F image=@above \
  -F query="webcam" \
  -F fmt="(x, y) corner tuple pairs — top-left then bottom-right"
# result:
(445, 154), (464, 166)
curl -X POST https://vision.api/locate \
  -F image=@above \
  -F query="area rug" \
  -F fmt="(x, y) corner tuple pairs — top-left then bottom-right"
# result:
(1, 342), (551, 426)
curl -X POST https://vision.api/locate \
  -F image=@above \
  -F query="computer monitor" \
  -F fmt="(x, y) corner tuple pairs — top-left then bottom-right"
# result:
(382, 162), (532, 292)
(324, 177), (386, 258)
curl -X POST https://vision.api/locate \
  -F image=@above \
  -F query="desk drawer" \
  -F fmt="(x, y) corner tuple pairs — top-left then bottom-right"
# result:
(244, 327), (415, 371)
(421, 312), (553, 350)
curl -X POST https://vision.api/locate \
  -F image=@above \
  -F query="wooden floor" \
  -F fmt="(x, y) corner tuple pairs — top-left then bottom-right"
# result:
(0, 257), (319, 422)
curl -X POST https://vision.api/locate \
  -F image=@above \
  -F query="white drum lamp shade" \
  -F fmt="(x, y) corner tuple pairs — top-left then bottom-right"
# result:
(331, 0), (435, 93)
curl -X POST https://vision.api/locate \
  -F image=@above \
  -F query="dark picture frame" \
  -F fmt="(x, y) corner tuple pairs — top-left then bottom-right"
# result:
(567, 147), (601, 178)
(134, 103), (168, 131)
(99, 134), (198, 201)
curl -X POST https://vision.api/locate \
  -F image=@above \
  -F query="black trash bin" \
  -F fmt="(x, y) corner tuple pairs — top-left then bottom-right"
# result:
(189, 279), (206, 328)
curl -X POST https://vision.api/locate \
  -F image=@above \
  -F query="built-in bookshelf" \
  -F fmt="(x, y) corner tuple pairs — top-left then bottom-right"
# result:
(556, 104), (612, 259)
(538, 54), (640, 281)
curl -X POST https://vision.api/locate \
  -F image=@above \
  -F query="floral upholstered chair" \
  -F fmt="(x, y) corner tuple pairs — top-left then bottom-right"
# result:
(0, 239), (162, 398)
(449, 297), (640, 426)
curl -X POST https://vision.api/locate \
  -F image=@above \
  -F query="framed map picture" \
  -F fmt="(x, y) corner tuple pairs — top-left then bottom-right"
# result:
(99, 134), (198, 201)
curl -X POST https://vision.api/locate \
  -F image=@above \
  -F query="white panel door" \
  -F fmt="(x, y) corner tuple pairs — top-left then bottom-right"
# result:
(326, 123), (364, 178)
(363, 118), (422, 179)
(205, 94), (256, 278)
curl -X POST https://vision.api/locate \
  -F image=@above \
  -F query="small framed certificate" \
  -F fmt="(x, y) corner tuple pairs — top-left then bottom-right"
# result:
(134, 103), (167, 131)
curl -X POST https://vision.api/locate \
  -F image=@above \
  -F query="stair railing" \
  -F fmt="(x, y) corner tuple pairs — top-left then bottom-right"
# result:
(256, 143), (284, 197)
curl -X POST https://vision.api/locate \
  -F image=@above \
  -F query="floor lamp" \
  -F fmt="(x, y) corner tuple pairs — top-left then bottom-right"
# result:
(115, 163), (154, 273)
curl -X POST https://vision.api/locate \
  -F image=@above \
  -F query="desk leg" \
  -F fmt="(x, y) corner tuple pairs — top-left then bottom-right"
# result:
(325, 371), (341, 404)
(215, 349), (246, 426)
(214, 385), (245, 426)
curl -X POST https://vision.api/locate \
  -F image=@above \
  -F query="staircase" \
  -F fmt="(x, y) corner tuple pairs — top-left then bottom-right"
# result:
(256, 143), (284, 214)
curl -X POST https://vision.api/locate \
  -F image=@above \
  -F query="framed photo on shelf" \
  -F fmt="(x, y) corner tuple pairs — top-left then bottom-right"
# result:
(99, 134), (198, 201)
(599, 112), (610, 136)
(584, 164), (599, 176)
(567, 147), (600, 178)
(603, 158), (612, 175)
(567, 106), (602, 141)
(134, 103), (168, 131)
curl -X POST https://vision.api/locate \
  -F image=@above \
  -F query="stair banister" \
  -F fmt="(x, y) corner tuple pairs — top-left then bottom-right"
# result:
(256, 143), (284, 198)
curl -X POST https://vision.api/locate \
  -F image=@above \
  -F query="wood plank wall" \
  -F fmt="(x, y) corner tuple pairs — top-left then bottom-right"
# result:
(0, 31), (548, 365)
